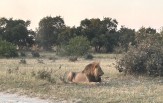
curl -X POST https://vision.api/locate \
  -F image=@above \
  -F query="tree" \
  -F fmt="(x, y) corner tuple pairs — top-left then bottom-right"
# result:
(117, 26), (135, 52)
(36, 16), (65, 50)
(79, 17), (118, 52)
(27, 29), (36, 47)
(104, 32), (119, 52)
(0, 17), (34, 49)
(101, 17), (118, 33)
(135, 27), (157, 44)
(57, 26), (76, 45)
(80, 18), (101, 41)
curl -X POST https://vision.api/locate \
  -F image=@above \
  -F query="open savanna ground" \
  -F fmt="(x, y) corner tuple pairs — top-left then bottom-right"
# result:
(0, 53), (162, 103)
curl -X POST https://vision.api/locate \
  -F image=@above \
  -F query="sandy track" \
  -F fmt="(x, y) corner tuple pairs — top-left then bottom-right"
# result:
(0, 92), (52, 103)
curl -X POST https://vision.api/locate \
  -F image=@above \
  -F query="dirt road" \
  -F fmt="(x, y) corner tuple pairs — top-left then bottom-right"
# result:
(0, 92), (52, 103)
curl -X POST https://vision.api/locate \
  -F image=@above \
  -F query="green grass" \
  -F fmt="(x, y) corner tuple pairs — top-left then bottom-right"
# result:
(0, 53), (162, 103)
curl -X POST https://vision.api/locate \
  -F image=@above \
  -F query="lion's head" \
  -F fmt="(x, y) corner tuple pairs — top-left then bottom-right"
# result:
(82, 62), (104, 82)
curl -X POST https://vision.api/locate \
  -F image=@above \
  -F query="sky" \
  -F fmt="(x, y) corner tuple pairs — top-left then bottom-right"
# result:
(0, 0), (163, 31)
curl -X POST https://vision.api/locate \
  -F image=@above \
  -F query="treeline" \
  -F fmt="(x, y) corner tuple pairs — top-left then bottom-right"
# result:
(0, 16), (162, 56)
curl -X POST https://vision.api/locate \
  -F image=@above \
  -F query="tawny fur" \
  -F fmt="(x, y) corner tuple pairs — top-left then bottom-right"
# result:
(67, 62), (104, 83)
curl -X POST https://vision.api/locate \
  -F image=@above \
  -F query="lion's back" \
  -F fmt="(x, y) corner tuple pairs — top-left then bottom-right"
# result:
(67, 72), (89, 83)
(73, 72), (88, 83)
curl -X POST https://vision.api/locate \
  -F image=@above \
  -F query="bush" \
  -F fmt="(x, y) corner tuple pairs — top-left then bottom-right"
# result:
(37, 69), (51, 80)
(31, 51), (40, 57)
(19, 58), (27, 64)
(84, 53), (94, 60)
(0, 40), (18, 58)
(116, 34), (163, 76)
(69, 56), (78, 62)
(20, 52), (26, 57)
(59, 36), (90, 56)
(35, 69), (56, 83)
(48, 56), (57, 62)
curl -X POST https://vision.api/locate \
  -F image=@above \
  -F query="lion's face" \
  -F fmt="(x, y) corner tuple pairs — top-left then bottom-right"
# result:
(94, 64), (104, 77)
(82, 62), (104, 82)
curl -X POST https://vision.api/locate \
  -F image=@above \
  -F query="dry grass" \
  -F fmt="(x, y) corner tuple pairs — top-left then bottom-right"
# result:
(0, 54), (162, 103)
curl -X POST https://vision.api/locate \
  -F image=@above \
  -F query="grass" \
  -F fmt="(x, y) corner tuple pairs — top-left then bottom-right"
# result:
(0, 53), (162, 103)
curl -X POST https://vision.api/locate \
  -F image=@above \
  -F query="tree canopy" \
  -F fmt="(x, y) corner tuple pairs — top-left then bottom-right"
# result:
(78, 17), (118, 52)
(36, 16), (65, 50)
(0, 16), (162, 54)
(0, 17), (34, 48)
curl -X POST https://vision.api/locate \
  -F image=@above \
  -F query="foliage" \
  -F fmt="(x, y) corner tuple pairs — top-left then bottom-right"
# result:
(69, 56), (78, 62)
(19, 52), (26, 57)
(117, 26), (135, 52)
(84, 53), (94, 60)
(60, 36), (90, 56)
(104, 32), (119, 52)
(79, 17), (118, 52)
(31, 51), (40, 57)
(116, 34), (163, 76)
(135, 27), (157, 44)
(35, 69), (56, 83)
(1, 16), (162, 55)
(36, 16), (65, 50)
(57, 27), (76, 45)
(48, 56), (57, 62)
(0, 17), (34, 48)
(0, 40), (18, 58)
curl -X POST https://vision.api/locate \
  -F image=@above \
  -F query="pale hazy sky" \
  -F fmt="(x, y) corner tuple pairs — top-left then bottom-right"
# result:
(0, 0), (163, 30)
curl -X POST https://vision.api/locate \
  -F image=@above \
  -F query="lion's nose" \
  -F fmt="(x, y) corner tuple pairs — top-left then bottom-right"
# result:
(100, 71), (104, 76)
(102, 72), (104, 75)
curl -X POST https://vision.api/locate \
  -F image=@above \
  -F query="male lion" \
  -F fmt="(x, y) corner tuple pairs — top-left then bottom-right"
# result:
(67, 62), (104, 83)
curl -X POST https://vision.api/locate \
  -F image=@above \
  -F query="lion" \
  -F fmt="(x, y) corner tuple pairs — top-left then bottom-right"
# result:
(67, 62), (104, 83)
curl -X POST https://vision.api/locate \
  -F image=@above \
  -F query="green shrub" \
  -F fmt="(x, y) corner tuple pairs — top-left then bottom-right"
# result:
(20, 52), (26, 57)
(116, 34), (163, 76)
(0, 40), (18, 58)
(37, 69), (51, 80)
(84, 53), (94, 60)
(35, 69), (56, 83)
(59, 36), (90, 56)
